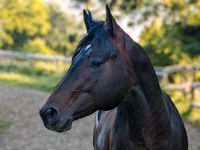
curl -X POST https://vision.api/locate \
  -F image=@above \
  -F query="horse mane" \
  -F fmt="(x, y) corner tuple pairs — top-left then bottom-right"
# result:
(73, 22), (106, 59)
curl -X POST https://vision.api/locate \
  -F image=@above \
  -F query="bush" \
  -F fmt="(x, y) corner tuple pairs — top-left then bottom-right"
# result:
(22, 38), (54, 54)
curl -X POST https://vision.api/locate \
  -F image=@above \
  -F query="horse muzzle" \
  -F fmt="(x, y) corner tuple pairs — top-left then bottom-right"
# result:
(40, 104), (72, 133)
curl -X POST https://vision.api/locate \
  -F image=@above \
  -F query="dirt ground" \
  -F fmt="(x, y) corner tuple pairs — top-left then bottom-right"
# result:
(0, 83), (199, 150)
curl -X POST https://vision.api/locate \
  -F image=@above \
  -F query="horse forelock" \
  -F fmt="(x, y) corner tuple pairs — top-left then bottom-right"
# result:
(72, 22), (121, 62)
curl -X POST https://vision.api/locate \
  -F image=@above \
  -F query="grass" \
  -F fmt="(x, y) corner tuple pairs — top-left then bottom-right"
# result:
(0, 58), (200, 131)
(0, 59), (69, 91)
(0, 71), (63, 91)
(0, 120), (12, 134)
(0, 110), (12, 134)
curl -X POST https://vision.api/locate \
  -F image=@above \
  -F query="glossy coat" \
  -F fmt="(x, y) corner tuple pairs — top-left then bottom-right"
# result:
(40, 5), (188, 150)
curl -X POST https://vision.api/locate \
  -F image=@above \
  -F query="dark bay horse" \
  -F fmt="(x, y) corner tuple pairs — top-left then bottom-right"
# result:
(40, 5), (188, 150)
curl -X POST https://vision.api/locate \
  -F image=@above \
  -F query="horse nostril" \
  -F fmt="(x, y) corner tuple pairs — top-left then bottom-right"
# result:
(40, 106), (59, 126)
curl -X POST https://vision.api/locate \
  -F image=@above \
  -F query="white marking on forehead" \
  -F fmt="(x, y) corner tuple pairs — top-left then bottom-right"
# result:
(84, 44), (91, 51)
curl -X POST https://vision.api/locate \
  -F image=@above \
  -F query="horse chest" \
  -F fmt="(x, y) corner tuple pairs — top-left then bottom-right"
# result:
(94, 110), (116, 150)
(94, 110), (144, 150)
(95, 122), (111, 150)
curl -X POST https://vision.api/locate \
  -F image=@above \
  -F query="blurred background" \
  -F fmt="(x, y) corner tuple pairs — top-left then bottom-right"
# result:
(0, 0), (199, 150)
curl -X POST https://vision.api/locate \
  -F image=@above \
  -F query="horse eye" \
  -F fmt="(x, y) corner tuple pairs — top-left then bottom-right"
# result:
(91, 60), (102, 67)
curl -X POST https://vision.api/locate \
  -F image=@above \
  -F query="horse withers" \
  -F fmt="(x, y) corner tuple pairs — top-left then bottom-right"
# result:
(40, 5), (188, 150)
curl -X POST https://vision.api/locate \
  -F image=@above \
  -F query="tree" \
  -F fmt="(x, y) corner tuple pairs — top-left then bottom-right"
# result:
(0, 0), (51, 51)
(138, 0), (200, 65)
(45, 3), (79, 55)
(0, 0), (80, 55)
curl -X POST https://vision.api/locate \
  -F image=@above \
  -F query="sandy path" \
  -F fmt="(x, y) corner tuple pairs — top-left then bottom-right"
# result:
(0, 83), (199, 150)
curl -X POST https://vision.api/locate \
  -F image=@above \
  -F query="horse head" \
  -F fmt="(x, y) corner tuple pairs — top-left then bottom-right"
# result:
(40, 5), (135, 133)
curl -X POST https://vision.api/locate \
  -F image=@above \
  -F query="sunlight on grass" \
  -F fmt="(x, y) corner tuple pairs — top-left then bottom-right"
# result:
(34, 61), (70, 74)
(0, 71), (66, 91)
(0, 59), (69, 91)
(0, 72), (34, 84)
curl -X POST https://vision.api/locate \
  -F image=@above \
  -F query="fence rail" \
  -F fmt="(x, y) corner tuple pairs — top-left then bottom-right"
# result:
(0, 50), (72, 62)
(156, 64), (200, 108)
(0, 50), (199, 108)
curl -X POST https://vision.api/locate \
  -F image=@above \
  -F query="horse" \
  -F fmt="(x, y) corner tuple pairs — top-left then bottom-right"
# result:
(40, 5), (188, 150)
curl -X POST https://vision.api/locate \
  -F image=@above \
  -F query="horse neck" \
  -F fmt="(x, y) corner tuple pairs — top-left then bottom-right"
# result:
(124, 35), (165, 113)
(117, 35), (171, 148)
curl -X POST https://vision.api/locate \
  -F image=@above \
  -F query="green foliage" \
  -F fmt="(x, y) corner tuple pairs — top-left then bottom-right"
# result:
(1, 0), (199, 62)
(22, 37), (54, 54)
(140, 21), (200, 65)
(0, 0), (79, 55)
(0, 0), (51, 49)
(45, 3), (78, 55)
(138, 0), (200, 65)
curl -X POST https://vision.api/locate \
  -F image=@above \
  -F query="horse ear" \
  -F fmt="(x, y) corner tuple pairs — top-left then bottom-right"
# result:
(105, 4), (118, 35)
(83, 9), (95, 32)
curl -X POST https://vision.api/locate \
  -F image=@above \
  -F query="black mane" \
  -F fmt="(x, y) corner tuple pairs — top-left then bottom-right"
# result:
(72, 21), (108, 60)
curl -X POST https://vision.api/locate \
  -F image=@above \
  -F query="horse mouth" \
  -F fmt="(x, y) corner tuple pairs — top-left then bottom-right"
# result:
(56, 119), (72, 133)
(45, 118), (72, 133)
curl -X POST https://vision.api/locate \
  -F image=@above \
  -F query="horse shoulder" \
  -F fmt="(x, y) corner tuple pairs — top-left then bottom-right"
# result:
(93, 108), (118, 150)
